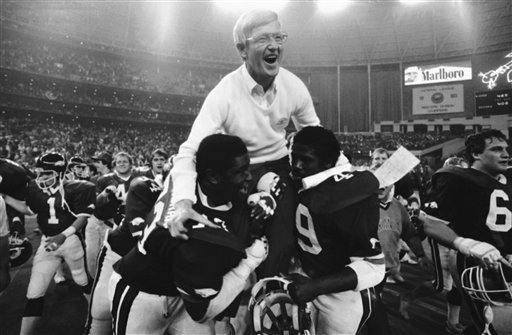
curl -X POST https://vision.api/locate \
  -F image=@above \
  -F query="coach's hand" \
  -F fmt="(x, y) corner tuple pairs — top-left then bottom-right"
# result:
(44, 234), (66, 252)
(162, 199), (215, 240)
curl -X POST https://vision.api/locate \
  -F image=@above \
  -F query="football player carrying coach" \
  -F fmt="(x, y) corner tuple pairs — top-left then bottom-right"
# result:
(166, 9), (320, 277)
(109, 134), (269, 335)
(287, 126), (385, 335)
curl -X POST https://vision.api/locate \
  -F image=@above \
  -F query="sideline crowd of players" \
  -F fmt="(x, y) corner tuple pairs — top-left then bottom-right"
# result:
(0, 8), (511, 335)
(1, 126), (511, 335)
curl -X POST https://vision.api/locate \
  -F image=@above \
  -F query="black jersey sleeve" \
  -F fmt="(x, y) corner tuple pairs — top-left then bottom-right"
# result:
(124, 177), (161, 236)
(67, 181), (96, 216)
(172, 227), (245, 321)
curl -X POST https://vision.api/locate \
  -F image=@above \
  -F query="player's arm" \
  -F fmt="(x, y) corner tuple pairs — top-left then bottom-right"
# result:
(421, 212), (502, 269)
(96, 184), (117, 208)
(165, 94), (228, 239)
(125, 178), (161, 238)
(288, 253), (385, 305)
(179, 237), (268, 322)
(2, 194), (34, 216)
(45, 185), (95, 252)
(289, 199), (385, 304)
(290, 78), (320, 129)
(44, 215), (89, 252)
(400, 205), (430, 269)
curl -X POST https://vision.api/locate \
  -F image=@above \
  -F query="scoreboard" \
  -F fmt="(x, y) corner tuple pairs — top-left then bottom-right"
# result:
(475, 89), (512, 116)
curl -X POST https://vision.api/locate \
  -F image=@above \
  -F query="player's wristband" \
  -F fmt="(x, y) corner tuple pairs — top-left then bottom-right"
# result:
(453, 237), (477, 256)
(62, 226), (77, 238)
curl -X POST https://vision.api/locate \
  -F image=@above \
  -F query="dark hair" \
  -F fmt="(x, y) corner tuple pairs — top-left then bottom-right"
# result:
(151, 148), (169, 161)
(88, 163), (98, 176)
(293, 126), (340, 166)
(464, 129), (507, 164)
(196, 134), (248, 180)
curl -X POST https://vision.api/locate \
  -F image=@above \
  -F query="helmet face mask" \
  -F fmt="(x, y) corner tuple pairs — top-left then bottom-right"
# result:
(249, 277), (311, 335)
(36, 170), (60, 190)
(35, 152), (67, 190)
(9, 232), (33, 267)
(461, 263), (512, 306)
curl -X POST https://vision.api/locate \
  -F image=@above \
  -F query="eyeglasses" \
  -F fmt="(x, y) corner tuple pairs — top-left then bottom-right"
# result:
(247, 32), (288, 46)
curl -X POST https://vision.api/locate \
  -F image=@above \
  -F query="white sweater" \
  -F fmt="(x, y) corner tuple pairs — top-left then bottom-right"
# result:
(171, 64), (320, 203)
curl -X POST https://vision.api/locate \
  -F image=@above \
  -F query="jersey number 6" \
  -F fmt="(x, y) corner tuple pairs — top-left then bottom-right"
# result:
(486, 189), (512, 232)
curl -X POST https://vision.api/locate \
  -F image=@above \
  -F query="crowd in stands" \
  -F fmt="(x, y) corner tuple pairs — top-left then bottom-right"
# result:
(1, 26), (225, 97)
(0, 111), (458, 175)
(1, 69), (202, 116)
(1, 92), (196, 125)
(338, 132), (464, 165)
(0, 114), (188, 168)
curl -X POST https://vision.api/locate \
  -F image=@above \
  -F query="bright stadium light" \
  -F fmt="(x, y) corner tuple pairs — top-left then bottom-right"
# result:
(213, 0), (289, 13)
(400, 0), (427, 4)
(316, 0), (352, 13)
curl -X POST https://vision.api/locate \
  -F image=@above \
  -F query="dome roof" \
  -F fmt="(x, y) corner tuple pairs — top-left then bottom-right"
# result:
(4, 0), (512, 66)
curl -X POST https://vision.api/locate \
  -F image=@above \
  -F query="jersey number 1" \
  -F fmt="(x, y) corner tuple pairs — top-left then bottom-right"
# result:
(47, 197), (59, 224)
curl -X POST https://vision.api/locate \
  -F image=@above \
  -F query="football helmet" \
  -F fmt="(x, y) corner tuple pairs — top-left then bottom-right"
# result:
(68, 156), (88, 180)
(9, 232), (33, 267)
(249, 277), (312, 335)
(35, 152), (67, 190)
(461, 263), (512, 306)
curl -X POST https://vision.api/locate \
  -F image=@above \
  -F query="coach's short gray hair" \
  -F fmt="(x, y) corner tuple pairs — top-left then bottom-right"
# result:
(233, 9), (280, 47)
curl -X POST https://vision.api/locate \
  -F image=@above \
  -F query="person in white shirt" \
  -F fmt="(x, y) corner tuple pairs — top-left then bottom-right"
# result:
(166, 9), (320, 277)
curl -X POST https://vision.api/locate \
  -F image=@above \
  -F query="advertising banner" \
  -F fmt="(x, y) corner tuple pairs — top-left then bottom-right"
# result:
(473, 50), (512, 91)
(412, 84), (464, 115)
(404, 61), (472, 86)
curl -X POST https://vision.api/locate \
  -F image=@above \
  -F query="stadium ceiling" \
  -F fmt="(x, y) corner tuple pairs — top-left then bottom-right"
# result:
(4, 0), (512, 67)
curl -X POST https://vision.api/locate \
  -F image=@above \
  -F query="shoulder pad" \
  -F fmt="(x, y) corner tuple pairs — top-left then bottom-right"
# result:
(64, 179), (96, 193)
(128, 177), (162, 206)
(433, 166), (511, 191)
(305, 170), (379, 214)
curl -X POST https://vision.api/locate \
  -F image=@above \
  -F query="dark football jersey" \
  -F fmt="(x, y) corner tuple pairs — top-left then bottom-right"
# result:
(425, 166), (512, 255)
(108, 176), (162, 256)
(93, 172), (137, 223)
(26, 179), (96, 236)
(295, 170), (381, 278)
(135, 166), (157, 180)
(0, 158), (32, 200)
(115, 175), (250, 298)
